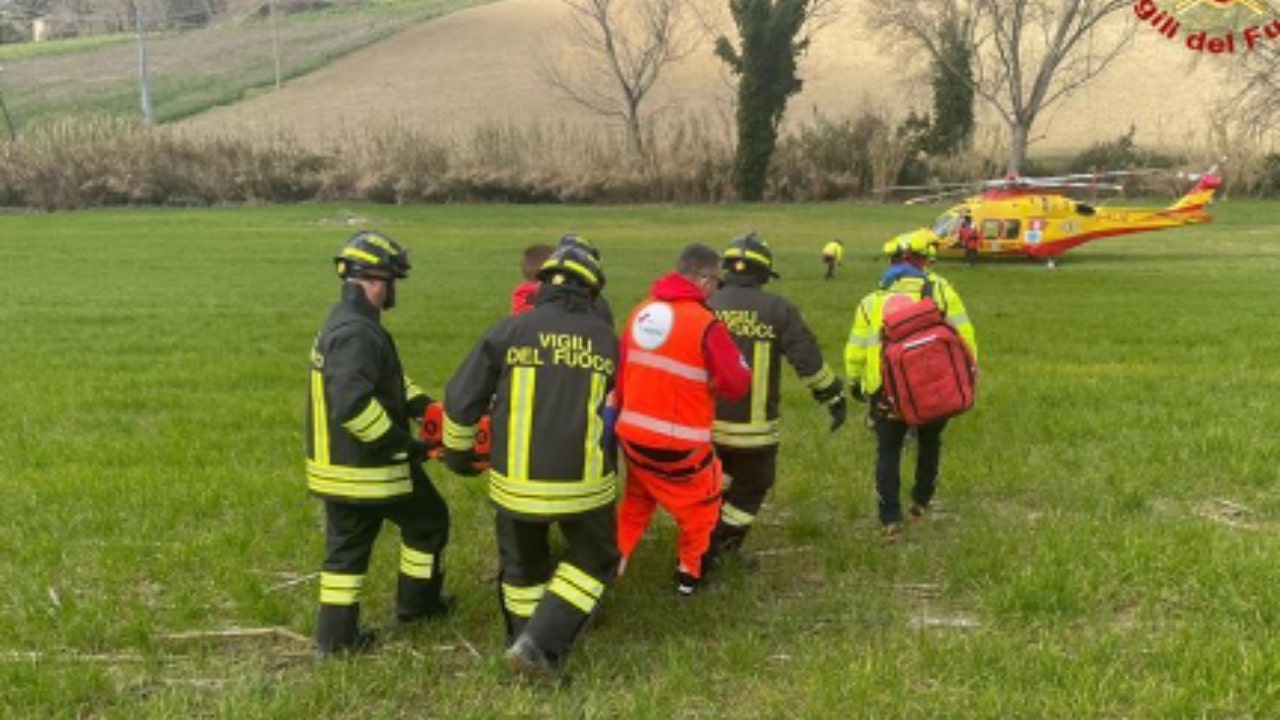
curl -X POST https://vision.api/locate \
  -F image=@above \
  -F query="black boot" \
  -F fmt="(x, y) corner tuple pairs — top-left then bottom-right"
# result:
(316, 604), (376, 659)
(395, 572), (455, 625)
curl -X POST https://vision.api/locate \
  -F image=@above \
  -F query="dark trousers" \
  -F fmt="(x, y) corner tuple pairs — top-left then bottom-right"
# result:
(823, 257), (836, 279)
(495, 506), (619, 665)
(709, 446), (778, 556)
(316, 478), (451, 652)
(874, 415), (948, 525)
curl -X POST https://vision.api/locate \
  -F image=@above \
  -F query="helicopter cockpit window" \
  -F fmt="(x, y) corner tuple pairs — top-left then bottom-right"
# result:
(932, 213), (958, 238)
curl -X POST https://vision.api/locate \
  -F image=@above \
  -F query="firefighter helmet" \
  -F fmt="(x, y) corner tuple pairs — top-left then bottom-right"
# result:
(558, 233), (601, 261)
(537, 244), (604, 291)
(722, 232), (780, 279)
(334, 230), (411, 280)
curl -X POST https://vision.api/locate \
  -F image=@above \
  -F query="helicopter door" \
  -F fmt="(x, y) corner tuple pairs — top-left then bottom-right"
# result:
(981, 219), (1022, 251)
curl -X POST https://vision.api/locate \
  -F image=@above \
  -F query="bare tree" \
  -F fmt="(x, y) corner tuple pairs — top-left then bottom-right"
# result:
(870, 0), (1134, 174)
(540, 0), (697, 161)
(1228, 43), (1280, 137)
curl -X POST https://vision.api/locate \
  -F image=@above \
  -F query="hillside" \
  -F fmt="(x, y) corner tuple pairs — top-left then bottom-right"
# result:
(178, 0), (1243, 158)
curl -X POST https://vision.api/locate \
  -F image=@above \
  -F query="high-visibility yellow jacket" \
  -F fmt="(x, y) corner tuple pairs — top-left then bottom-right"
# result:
(822, 241), (844, 263)
(305, 284), (432, 503)
(845, 269), (978, 395)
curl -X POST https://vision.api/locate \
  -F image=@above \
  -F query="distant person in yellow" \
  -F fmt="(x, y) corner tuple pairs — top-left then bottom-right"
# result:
(844, 233), (978, 542)
(821, 239), (844, 280)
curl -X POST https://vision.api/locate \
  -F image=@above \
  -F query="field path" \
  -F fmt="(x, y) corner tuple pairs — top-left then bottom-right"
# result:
(180, 0), (1238, 155)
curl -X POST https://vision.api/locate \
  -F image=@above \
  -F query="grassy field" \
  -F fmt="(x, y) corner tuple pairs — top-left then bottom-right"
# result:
(0, 0), (492, 132)
(2, 201), (1279, 717)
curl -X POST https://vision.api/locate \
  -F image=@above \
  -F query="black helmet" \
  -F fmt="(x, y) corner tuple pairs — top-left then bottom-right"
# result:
(558, 233), (601, 260)
(722, 232), (780, 279)
(557, 234), (604, 288)
(334, 230), (411, 280)
(537, 244), (604, 291)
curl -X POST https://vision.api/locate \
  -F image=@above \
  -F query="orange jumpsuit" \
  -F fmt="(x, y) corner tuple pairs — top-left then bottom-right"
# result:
(615, 272), (750, 579)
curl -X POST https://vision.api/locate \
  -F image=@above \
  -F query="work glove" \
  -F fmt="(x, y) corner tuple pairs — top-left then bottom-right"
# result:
(850, 384), (867, 404)
(442, 447), (483, 477)
(827, 397), (848, 432)
(405, 438), (432, 463)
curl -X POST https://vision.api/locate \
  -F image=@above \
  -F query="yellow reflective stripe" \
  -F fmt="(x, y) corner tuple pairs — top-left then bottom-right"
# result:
(341, 247), (380, 264)
(751, 341), (770, 425)
(508, 367), (536, 480)
(488, 471), (617, 516)
(848, 333), (878, 349)
(557, 562), (605, 598)
(502, 583), (545, 617)
(712, 420), (780, 447)
(442, 412), (477, 450)
(400, 545), (435, 580)
(713, 434), (779, 449)
(562, 259), (599, 286)
(583, 372), (606, 484)
(310, 369), (329, 465)
(343, 398), (392, 443)
(362, 234), (399, 255)
(306, 460), (412, 499)
(721, 502), (755, 528)
(404, 376), (426, 401)
(800, 364), (835, 391)
(547, 565), (601, 614)
(319, 572), (364, 605)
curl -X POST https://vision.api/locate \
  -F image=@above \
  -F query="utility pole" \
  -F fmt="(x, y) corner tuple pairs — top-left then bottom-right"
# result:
(0, 67), (14, 142)
(134, 8), (154, 125)
(269, 0), (281, 90)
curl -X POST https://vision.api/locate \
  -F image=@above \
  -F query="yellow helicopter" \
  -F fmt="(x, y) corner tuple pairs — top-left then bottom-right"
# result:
(896, 170), (1221, 267)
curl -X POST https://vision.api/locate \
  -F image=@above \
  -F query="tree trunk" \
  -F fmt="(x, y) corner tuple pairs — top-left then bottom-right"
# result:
(1008, 121), (1029, 175)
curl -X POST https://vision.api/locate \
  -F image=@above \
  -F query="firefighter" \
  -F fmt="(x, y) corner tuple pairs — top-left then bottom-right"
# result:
(821, 239), (844, 280)
(615, 243), (751, 596)
(706, 232), (847, 566)
(305, 230), (452, 658)
(845, 233), (978, 541)
(442, 244), (619, 682)
(958, 211), (980, 266)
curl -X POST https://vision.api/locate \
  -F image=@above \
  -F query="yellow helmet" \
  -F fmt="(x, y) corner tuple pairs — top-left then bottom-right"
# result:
(883, 231), (936, 261)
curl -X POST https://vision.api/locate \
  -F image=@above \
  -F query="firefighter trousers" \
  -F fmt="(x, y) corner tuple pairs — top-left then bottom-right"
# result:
(709, 445), (778, 556)
(495, 506), (618, 663)
(874, 416), (948, 525)
(617, 450), (722, 579)
(315, 478), (451, 653)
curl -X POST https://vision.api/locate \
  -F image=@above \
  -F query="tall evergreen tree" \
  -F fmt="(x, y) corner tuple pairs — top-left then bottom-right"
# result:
(926, 14), (973, 157)
(715, 0), (811, 202)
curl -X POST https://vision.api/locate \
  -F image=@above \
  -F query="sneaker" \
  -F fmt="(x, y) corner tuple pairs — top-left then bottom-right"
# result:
(675, 570), (699, 597)
(396, 592), (456, 625)
(881, 522), (905, 543)
(315, 627), (377, 661)
(908, 504), (928, 523)
(505, 634), (560, 683)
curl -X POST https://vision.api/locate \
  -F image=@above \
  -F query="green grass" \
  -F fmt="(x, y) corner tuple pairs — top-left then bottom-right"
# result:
(0, 0), (493, 131)
(0, 33), (134, 62)
(2, 201), (1280, 717)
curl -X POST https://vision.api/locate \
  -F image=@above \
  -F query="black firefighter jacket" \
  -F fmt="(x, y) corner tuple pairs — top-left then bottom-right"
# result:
(709, 276), (842, 450)
(305, 284), (431, 503)
(444, 284), (619, 520)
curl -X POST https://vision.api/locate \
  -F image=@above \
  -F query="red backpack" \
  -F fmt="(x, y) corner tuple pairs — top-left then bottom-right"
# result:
(880, 281), (976, 426)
